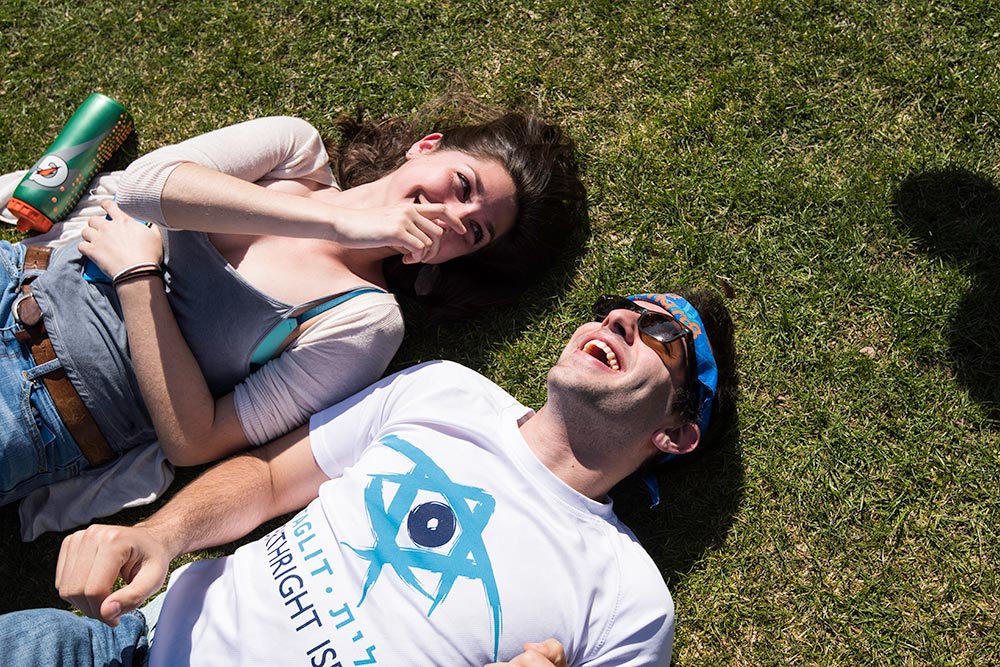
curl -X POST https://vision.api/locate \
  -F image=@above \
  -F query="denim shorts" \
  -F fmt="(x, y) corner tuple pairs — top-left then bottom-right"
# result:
(0, 241), (87, 505)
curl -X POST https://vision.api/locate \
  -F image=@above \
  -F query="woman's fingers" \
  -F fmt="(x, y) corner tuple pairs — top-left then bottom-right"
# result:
(76, 202), (163, 273)
(404, 204), (465, 263)
(415, 203), (466, 235)
(335, 202), (467, 262)
(101, 198), (123, 218)
(392, 208), (439, 264)
(83, 212), (109, 233)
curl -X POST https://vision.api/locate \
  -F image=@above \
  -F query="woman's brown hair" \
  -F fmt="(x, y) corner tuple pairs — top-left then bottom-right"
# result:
(326, 97), (585, 321)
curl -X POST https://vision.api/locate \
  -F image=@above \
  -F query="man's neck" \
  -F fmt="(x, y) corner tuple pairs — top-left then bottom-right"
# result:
(519, 403), (640, 501)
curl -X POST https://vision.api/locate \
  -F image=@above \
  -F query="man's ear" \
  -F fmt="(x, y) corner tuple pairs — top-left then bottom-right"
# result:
(405, 132), (444, 159)
(651, 422), (700, 457)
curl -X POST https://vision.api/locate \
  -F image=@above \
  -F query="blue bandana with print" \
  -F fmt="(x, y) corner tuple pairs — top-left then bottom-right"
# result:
(628, 293), (719, 506)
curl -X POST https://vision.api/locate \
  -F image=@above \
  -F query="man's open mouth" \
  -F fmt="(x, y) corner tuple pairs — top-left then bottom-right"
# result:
(582, 339), (620, 371)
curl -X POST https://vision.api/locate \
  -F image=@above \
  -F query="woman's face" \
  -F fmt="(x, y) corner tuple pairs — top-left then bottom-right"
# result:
(387, 135), (518, 264)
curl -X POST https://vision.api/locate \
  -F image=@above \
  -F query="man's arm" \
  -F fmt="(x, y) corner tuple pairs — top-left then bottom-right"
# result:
(55, 423), (327, 626)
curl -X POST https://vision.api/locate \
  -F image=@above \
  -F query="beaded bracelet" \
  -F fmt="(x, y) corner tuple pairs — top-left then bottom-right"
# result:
(112, 263), (164, 288)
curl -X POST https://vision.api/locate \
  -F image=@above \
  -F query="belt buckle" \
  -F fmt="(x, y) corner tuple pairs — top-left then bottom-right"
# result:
(12, 290), (40, 328)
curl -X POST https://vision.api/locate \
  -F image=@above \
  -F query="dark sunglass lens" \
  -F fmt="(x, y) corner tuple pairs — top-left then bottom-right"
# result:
(639, 312), (686, 342)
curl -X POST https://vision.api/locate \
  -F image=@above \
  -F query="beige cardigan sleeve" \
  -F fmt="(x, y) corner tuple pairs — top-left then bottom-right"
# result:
(116, 116), (337, 226)
(234, 290), (405, 445)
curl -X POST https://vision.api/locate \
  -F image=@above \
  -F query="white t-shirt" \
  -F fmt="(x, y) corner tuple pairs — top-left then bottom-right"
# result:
(150, 361), (673, 667)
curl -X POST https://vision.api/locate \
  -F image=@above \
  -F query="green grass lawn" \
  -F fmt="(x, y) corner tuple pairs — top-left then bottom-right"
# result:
(3, 0), (999, 664)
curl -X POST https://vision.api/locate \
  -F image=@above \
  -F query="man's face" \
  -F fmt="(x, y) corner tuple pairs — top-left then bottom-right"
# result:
(547, 299), (691, 430)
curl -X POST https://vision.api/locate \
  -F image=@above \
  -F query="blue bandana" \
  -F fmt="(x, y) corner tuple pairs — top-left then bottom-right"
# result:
(628, 293), (719, 507)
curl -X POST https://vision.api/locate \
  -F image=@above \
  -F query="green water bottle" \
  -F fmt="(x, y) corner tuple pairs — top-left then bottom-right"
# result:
(7, 93), (133, 233)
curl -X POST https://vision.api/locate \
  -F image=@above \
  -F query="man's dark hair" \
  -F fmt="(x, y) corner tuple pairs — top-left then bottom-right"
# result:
(671, 287), (738, 454)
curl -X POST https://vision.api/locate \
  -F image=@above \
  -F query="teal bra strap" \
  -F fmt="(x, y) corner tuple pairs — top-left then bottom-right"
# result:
(249, 287), (384, 368)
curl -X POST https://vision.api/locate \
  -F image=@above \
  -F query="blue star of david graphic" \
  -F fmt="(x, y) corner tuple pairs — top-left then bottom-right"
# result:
(345, 434), (503, 659)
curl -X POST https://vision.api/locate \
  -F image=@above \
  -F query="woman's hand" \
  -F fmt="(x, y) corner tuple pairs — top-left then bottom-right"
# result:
(332, 203), (466, 264)
(79, 200), (163, 277)
(484, 639), (568, 667)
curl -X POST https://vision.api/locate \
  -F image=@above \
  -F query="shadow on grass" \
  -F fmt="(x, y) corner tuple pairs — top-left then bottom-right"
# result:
(893, 168), (1000, 421)
(612, 422), (744, 589)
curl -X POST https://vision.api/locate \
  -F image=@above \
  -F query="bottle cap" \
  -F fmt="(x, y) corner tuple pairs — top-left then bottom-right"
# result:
(7, 197), (54, 233)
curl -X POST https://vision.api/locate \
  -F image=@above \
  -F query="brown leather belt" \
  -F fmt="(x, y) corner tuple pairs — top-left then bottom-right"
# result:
(13, 246), (115, 467)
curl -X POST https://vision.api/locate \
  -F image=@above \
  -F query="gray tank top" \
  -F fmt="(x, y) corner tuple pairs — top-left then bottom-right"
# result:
(30, 230), (378, 454)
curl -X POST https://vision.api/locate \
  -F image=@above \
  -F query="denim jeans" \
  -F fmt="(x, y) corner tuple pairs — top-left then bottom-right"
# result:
(0, 241), (87, 505)
(0, 608), (148, 667)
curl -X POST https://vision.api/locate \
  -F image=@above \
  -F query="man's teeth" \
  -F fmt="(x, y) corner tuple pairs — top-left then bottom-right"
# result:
(583, 340), (620, 371)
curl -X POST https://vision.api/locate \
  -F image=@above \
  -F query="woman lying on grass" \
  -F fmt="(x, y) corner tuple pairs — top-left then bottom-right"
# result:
(0, 98), (584, 505)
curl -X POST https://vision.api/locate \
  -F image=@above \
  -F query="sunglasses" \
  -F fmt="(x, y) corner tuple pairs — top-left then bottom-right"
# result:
(592, 295), (697, 381)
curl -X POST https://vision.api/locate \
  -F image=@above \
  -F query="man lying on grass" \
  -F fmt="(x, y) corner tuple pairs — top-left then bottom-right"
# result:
(0, 289), (735, 667)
